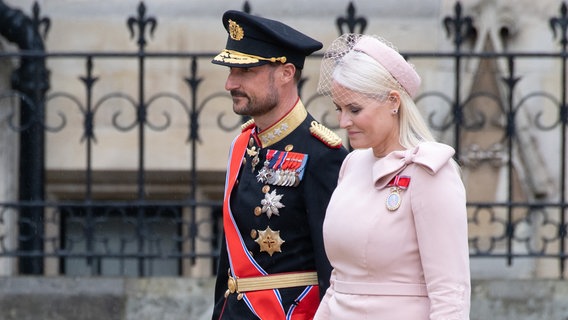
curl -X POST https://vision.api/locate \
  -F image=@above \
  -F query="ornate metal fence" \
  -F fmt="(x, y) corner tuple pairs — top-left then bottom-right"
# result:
(1, 1), (567, 278)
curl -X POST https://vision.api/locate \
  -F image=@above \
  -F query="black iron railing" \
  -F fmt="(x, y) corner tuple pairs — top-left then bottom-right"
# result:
(0, 1), (567, 278)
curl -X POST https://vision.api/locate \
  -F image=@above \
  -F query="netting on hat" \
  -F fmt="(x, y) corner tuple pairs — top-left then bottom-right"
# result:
(317, 34), (409, 105)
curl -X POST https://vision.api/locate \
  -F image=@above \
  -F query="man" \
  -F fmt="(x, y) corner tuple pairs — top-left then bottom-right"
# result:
(210, 10), (349, 320)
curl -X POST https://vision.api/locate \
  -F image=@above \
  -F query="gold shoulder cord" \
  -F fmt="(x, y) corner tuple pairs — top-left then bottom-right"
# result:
(241, 119), (255, 131)
(309, 121), (342, 148)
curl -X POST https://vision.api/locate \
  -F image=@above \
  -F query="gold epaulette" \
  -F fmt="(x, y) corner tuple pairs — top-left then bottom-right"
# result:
(241, 119), (255, 132)
(309, 121), (343, 149)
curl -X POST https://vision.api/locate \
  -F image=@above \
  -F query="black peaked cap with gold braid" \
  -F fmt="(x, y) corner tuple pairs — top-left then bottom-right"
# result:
(212, 10), (323, 69)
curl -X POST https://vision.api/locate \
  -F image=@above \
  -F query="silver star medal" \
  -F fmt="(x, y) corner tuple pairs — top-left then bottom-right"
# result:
(261, 190), (285, 218)
(256, 160), (270, 183)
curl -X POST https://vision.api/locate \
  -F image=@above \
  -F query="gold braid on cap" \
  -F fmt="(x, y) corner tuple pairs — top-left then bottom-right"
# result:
(224, 49), (287, 64)
(309, 121), (343, 148)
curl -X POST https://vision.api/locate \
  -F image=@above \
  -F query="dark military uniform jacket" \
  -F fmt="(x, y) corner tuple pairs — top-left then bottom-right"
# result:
(212, 100), (348, 320)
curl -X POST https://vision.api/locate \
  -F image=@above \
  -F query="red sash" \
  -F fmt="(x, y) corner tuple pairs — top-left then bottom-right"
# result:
(223, 128), (319, 320)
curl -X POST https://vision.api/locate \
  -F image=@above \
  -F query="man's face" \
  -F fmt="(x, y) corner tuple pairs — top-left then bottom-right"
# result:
(224, 64), (279, 117)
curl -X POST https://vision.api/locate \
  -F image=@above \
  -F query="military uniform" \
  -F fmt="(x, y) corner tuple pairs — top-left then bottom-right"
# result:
(211, 10), (349, 320)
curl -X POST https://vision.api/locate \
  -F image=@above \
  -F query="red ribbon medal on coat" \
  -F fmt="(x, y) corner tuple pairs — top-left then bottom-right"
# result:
(385, 175), (411, 211)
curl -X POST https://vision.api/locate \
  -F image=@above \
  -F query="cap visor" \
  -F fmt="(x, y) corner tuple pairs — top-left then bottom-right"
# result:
(211, 50), (268, 68)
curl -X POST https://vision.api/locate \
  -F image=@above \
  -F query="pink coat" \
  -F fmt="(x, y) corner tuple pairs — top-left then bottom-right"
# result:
(314, 142), (471, 320)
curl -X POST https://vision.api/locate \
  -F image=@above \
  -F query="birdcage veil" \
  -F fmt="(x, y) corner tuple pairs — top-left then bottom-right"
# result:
(317, 33), (420, 104)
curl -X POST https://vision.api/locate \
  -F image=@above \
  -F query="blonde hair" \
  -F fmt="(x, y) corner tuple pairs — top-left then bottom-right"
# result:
(398, 92), (436, 149)
(322, 47), (436, 149)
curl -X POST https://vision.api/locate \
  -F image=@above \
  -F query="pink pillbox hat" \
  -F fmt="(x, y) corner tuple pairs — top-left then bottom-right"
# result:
(353, 36), (421, 98)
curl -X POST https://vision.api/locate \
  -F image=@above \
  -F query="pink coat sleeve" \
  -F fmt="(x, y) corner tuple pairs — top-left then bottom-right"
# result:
(410, 161), (471, 319)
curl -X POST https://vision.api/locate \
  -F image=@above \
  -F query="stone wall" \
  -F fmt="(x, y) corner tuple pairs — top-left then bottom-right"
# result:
(0, 277), (215, 320)
(0, 277), (566, 320)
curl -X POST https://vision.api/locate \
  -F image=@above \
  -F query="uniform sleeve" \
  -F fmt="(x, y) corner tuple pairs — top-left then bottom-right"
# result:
(411, 162), (471, 320)
(211, 235), (229, 320)
(303, 146), (348, 299)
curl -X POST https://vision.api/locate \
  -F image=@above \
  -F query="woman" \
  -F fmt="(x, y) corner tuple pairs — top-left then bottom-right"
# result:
(314, 34), (471, 319)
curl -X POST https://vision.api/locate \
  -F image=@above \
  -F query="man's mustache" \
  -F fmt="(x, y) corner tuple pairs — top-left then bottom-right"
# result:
(230, 90), (248, 98)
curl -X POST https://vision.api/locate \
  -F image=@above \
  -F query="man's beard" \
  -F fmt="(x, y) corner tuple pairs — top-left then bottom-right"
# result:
(232, 89), (279, 117)
(231, 70), (279, 117)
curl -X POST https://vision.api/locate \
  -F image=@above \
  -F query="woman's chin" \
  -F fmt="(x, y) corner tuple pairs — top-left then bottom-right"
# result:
(347, 140), (368, 150)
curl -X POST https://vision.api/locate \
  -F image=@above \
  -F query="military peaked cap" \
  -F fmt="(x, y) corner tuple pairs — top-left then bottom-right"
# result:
(212, 10), (323, 69)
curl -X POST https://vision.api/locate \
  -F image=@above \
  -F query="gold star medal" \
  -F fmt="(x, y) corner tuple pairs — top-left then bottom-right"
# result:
(385, 175), (411, 211)
(255, 226), (285, 256)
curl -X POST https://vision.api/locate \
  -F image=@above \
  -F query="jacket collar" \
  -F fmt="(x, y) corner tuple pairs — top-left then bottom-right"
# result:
(372, 142), (456, 189)
(255, 99), (307, 148)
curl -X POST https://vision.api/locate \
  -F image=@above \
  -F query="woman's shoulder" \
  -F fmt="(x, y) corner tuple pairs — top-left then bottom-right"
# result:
(336, 149), (375, 178)
(344, 148), (376, 164)
(404, 141), (456, 175)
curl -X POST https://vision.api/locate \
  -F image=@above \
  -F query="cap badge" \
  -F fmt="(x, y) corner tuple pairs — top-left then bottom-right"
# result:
(228, 19), (244, 40)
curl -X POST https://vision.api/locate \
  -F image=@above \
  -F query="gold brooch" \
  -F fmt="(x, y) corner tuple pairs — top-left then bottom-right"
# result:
(228, 19), (244, 40)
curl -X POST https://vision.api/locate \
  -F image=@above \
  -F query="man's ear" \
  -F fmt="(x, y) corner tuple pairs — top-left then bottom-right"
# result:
(280, 63), (296, 83)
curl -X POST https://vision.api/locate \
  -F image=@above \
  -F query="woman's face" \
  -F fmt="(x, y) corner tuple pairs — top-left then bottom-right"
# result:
(332, 82), (401, 157)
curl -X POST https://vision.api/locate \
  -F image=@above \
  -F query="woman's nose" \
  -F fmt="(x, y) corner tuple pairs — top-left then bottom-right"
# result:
(338, 112), (352, 129)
